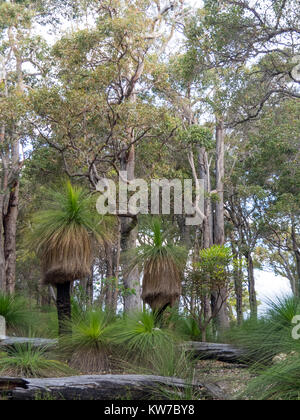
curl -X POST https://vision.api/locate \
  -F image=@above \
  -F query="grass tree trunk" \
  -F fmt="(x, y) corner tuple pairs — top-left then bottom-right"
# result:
(56, 282), (72, 336)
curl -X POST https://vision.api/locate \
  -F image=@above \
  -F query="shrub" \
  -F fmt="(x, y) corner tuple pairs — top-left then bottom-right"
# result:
(245, 352), (300, 400)
(0, 293), (31, 331)
(60, 308), (113, 373)
(110, 311), (176, 364)
(149, 340), (195, 379)
(0, 344), (73, 378)
(225, 295), (300, 364)
(226, 295), (300, 400)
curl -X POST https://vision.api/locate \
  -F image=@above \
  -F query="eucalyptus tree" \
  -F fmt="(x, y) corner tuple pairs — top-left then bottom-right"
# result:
(239, 99), (300, 297)
(190, 0), (300, 125)
(226, 98), (300, 313)
(0, 0), (53, 293)
(180, 0), (300, 321)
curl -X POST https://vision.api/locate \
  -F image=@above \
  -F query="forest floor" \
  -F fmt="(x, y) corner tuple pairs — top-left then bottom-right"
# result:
(77, 359), (255, 400)
(195, 360), (254, 400)
(0, 361), (254, 400)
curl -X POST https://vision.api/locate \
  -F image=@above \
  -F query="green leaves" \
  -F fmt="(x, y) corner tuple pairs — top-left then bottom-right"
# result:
(182, 125), (214, 149)
(189, 245), (235, 295)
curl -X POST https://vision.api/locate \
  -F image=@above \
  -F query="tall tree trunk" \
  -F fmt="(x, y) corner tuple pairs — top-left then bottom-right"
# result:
(4, 180), (19, 294)
(213, 119), (229, 330)
(198, 146), (213, 328)
(291, 219), (300, 297)
(295, 252), (300, 298)
(197, 146), (213, 249)
(1, 30), (23, 295)
(246, 252), (257, 319)
(231, 237), (243, 325)
(0, 195), (6, 292)
(111, 223), (121, 314)
(56, 282), (71, 336)
(120, 144), (142, 313)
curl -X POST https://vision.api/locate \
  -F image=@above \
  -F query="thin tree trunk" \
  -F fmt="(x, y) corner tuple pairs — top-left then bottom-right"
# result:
(1, 30), (23, 295)
(231, 238), (243, 325)
(197, 146), (213, 328)
(104, 242), (114, 311)
(56, 282), (71, 336)
(4, 180), (19, 294)
(295, 252), (300, 298)
(111, 223), (121, 314)
(291, 219), (300, 297)
(246, 253), (257, 319)
(86, 274), (93, 306)
(0, 195), (6, 292)
(213, 118), (229, 330)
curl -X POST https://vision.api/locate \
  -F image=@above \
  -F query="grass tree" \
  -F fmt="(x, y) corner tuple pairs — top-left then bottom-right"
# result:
(130, 218), (187, 316)
(30, 181), (105, 336)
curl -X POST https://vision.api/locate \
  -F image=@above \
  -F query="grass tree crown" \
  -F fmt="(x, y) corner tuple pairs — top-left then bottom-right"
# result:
(29, 181), (105, 286)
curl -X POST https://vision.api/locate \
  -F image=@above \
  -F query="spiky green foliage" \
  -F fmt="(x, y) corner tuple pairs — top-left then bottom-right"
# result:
(165, 308), (202, 341)
(0, 344), (74, 378)
(245, 352), (300, 400)
(226, 295), (300, 364)
(149, 340), (195, 379)
(0, 293), (31, 330)
(136, 218), (187, 268)
(110, 311), (175, 363)
(60, 309), (113, 373)
(225, 296), (300, 400)
(130, 218), (187, 311)
(29, 181), (107, 285)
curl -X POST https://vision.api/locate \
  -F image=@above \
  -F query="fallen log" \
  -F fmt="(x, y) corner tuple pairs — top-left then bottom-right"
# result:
(0, 337), (57, 349)
(1, 337), (248, 365)
(0, 374), (228, 400)
(185, 342), (247, 364)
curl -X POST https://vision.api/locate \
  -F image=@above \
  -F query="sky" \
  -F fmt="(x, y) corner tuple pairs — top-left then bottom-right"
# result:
(255, 271), (292, 314)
